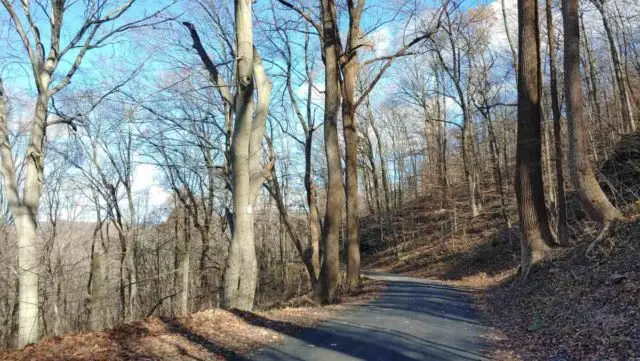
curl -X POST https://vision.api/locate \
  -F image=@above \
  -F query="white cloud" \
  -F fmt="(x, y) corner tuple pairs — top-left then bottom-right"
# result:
(369, 26), (392, 57)
(488, 0), (518, 53)
(295, 81), (324, 106)
(133, 163), (170, 208)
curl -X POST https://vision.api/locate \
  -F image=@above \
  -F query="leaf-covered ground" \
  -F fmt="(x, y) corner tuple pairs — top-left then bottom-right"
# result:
(1, 280), (385, 361)
(361, 194), (640, 360)
(481, 221), (640, 360)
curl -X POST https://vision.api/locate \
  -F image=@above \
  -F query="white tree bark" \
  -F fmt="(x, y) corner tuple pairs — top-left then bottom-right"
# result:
(0, 76), (48, 347)
(1, 0), (166, 345)
(184, 0), (272, 311)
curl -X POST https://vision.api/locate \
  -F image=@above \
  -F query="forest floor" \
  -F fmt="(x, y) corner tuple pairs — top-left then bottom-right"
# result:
(0, 280), (385, 361)
(361, 192), (640, 360)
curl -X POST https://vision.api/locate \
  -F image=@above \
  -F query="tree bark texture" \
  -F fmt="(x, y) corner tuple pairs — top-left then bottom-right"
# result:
(545, 0), (569, 246)
(563, 0), (622, 224)
(318, 0), (345, 304)
(516, 0), (554, 276)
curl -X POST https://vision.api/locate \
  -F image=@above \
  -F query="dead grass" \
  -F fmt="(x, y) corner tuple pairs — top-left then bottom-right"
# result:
(0, 278), (385, 361)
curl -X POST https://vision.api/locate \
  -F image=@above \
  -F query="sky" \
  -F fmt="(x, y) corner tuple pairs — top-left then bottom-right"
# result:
(1, 0), (617, 223)
(1, 0), (519, 221)
(1, 0), (178, 221)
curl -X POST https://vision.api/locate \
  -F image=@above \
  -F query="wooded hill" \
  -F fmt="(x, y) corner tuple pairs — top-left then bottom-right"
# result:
(1, 0), (640, 358)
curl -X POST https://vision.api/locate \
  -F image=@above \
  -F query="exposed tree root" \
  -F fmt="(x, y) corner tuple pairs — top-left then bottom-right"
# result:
(586, 221), (612, 257)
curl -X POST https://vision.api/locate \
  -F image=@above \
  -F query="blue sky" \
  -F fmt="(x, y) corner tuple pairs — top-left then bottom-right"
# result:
(0, 0), (524, 221)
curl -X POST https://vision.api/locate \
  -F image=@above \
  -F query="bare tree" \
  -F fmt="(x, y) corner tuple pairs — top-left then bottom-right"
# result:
(433, 6), (485, 217)
(278, 0), (445, 291)
(545, 0), (569, 246)
(317, 0), (345, 304)
(516, 0), (554, 277)
(0, 0), (170, 346)
(589, 0), (636, 132)
(265, 20), (323, 297)
(184, 0), (272, 310)
(340, 0), (444, 289)
(563, 0), (622, 230)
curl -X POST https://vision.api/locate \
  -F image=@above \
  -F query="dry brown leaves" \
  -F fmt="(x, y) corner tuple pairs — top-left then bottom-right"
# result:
(479, 221), (640, 361)
(0, 279), (385, 361)
(361, 195), (639, 361)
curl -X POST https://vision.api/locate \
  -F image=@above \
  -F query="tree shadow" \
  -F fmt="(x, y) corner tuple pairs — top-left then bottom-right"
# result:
(361, 195), (523, 282)
(160, 318), (251, 360)
(438, 226), (520, 280)
(231, 277), (489, 360)
(105, 317), (251, 360)
(374, 223), (520, 282)
(105, 321), (156, 360)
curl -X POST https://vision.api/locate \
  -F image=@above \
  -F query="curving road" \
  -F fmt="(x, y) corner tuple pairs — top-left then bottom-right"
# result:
(248, 273), (489, 361)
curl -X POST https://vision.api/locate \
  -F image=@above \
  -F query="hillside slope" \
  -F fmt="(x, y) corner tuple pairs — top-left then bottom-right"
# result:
(0, 282), (384, 360)
(361, 195), (640, 360)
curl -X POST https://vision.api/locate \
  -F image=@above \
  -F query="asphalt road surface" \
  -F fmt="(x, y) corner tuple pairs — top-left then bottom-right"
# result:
(247, 273), (489, 361)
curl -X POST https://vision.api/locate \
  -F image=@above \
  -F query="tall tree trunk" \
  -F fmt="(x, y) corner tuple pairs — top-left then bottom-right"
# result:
(124, 172), (138, 320)
(198, 227), (212, 309)
(516, 0), (554, 277)
(13, 91), (48, 346)
(304, 132), (322, 297)
(184, 7), (271, 311)
(318, 0), (345, 304)
(219, 0), (271, 311)
(281, 29), (322, 297)
(501, 109), (512, 188)
(563, 0), (622, 223)
(581, 13), (609, 159)
(502, 0), (518, 72)
(367, 140), (382, 213)
(542, 111), (555, 203)
(343, 0), (365, 291)
(436, 39), (480, 217)
(87, 189), (106, 331)
(546, 0), (569, 246)
(266, 167), (321, 297)
(370, 114), (390, 212)
(424, 112), (438, 189)
(436, 70), (449, 208)
(87, 241), (106, 330)
(302, 34), (321, 298)
(362, 167), (375, 214)
(343, 51), (361, 292)
(15, 210), (40, 345)
(222, 0), (257, 311)
(481, 105), (510, 227)
(592, 0), (635, 132)
(179, 208), (190, 315)
(125, 235), (138, 320)
(462, 107), (480, 217)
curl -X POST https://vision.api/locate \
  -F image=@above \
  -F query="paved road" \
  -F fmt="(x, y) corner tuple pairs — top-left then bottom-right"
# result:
(247, 273), (489, 361)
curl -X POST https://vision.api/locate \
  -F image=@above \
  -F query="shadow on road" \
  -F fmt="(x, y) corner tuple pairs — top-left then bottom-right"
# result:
(238, 275), (489, 361)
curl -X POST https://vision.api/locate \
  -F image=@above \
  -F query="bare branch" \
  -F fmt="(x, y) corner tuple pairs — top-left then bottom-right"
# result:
(355, 27), (441, 109)
(276, 0), (323, 40)
(1, 0), (42, 90)
(0, 77), (21, 208)
(183, 22), (235, 106)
